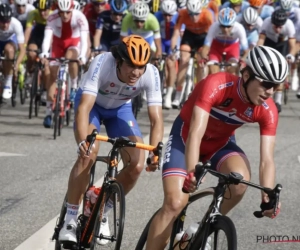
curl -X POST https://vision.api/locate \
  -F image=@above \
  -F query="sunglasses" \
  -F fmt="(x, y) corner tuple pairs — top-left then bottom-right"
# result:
(93, 2), (106, 6)
(0, 19), (11, 23)
(188, 12), (200, 16)
(273, 24), (283, 28)
(255, 76), (279, 90)
(59, 10), (71, 14)
(112, 12), (123, 16)
(220, 25), (232, 29)
(163, 13), (173, 17)
(17, 4), (26, 7)
(134, 20), (145, 23)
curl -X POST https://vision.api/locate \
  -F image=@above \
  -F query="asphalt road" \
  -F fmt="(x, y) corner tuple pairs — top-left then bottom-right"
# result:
(0, 90), (300, 250)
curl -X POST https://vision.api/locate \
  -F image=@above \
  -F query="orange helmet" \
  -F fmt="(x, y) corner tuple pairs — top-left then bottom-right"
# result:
(117, 35), (151, 66)
(248, 0), (264, 8)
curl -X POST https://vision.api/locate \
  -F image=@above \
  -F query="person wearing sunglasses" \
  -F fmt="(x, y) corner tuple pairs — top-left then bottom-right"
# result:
(59, 35), (163, 246)
(220, 0), (249, 17)
(10, 0), (35, 31)
(24, 0), (52, 101)
(39, 0), (89, 128)
(0, 4), (25, 100)
(120, 2), (162, 60)
(146, 45), (287, 250)
(170, 0), (214, 108)
(93, 0), (127, 56)
(154, 0), (181, 109)
(257, 9), (296, 113)
(248, 0), (274, 20)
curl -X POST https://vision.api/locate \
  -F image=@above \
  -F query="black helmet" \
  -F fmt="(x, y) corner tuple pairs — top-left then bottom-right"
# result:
(0, 4), (12, 22)
(271, 9), (287, 26)
(34, 0), (51, 10)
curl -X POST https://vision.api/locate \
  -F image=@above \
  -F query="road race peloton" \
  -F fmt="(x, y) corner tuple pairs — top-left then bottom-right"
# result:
(0, 0), (298, 248)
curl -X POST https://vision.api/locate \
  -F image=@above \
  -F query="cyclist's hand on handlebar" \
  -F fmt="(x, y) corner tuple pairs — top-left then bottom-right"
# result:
(261, 195), (281, 219)
(286, 54), (295, 64)
(146, 151), (159, 172)
(198, 58), (208, 68)
(239, 58), (247, 69)
(183, 172), (197, 193)
(77, 140), (94, 158)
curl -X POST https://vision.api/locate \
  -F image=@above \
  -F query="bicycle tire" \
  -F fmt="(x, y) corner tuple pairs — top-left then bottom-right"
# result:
(19, 86), (26, 105)
(283, 87), (288, 105)
(135, 188), (215, 250)
(132, 96), (139, 119)
(191, 215), (237, 250)
(11, 79), (17, 107)
(89, 181), (125, 250)
(53, 87), (61, 140)
(35, 94), (40, 117)
(58, 116), (62, 137)
(29, 67), (38, 119)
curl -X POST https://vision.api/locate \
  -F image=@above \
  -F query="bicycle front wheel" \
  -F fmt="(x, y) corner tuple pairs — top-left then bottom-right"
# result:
(191, 215), (237, 250)
(53, 87), (61, 140)
(90, 181), (125, 250)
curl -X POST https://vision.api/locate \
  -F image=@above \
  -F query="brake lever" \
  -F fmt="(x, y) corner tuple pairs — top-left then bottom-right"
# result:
(85, 129), (98, 156)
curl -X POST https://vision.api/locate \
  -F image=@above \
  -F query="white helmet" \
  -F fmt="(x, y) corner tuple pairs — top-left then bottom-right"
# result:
(177, 0), (186, 9)
(243, 7), (258, 25)
(139, 0), (151, 4)
(58, 0), (73, 11)
(73, 0), (81, 9)
(161, 0), (177, 15)
(131, 2), (149, 20)
(186, 0), (202, 13)
(246, 46), (288, 84)
(15, 0), (27, 5)
(280, 0), (294, 11)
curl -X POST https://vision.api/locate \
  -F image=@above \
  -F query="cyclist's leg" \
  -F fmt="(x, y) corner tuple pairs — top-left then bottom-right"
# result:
(146, 116), (189, 250)
(66, 42), (80, 101)
(207, 39), (222, 75)
(194, 34), (207, 81)
(225, 42), (240, 75)
(208, 136), (251, 215)
(2, 39), (16, 99)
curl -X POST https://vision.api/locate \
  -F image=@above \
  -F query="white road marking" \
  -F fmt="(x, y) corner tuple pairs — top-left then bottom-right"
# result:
(15, 129), (171, 250)
(0, 152), (26, 157)
(298, 155), (300, 164)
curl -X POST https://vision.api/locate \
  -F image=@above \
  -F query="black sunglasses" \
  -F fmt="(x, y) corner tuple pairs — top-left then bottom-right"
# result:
(220, 25), (232, 29)
(188, 12), (200, 16)
(59, 10), (71, 14)
(134, 20), (145, 23)
(17, 4), (26, 7)
(255, 77), (279, 90)
(112, 12), (123, 16)
(163, 13), (173, 17)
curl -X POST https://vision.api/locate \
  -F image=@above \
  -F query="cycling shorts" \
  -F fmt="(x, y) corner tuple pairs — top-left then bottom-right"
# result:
(28, 24), (46, 49)
(180, 29), (206, 51)
(264, 37), (288, 56)
(99, 38), (120, 52)
(0, 34), (18, 54)
(73, 88), (143, 138)
(51, 36), (80, 59)
(209, 39), (240, 63)
(162, 115), (248, 179)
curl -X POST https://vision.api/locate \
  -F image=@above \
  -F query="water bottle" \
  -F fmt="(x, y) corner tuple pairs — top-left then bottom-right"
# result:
(173, 231), (184, 250)
(83, 186), (101, 217)
(179, 222), (199, 249)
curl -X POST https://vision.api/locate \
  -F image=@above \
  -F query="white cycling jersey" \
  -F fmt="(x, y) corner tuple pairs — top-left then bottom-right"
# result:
(10, 4), (35, 23)
(80, 52), (162, 109)
(260, 17), (296, 42)
(204, 22), (248, 51)
(236, 14), (263, 32)
(0, 17), (24, 43)
(42, 9), (89, 60)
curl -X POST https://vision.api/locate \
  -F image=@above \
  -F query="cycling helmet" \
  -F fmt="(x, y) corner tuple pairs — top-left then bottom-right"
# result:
(280, 0), (294, 11)
(229, 0), (242, 4)
(186, 0), (202, 14)
(58, 0), (73, 11)
(177, 0), (186, 9)
(248, 0), (264, 8)
(131, 2), (150, 20)
(246, 46), (288, 84)
(271, 9), (288, 26)
(243, 7), (258, 25)
(114, 35), (151, 66)
(161, 0), (177, 15)
(139, 0), (151, 4)
(218, 7), (236, 26)
(111, 0), (127, 13)
(15, 0), (27, 5)
(0, 4), (12, 22)
(73, 0), (81, 9)
(34, 0), (51, 9)
(77, 0), (87, 8)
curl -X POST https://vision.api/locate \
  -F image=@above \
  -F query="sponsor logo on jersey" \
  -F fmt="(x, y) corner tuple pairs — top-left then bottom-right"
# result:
(163, 135), (173, 164)
(110, 82), (115, 87)
(126, 86), (136, 91)
(220, 98), (233, 107)
(91, 54), (105, 81)
(262, 102), (269, 109)
(244, 107), (253, 118)
(218, 81), (233, 90)
(228, 108), (237, 117)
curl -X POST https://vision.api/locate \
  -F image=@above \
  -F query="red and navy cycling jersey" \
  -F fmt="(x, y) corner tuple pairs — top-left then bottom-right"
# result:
(180, 72), (278, 155)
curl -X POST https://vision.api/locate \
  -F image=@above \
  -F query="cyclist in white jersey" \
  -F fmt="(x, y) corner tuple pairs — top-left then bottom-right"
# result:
(258, 9), (296, 112)
(39, 0), (89, 128)
(0, 4), (25, 100)
(10, 0), (35, 30)
(201, 7), (248, 75)
(58, 35), (163, 245)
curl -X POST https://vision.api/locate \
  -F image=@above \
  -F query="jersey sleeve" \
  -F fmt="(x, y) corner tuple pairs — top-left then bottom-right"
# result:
(96, 15), (104, 30)
(26, 9), (35, 28)
(120, 13), (131, 36)
(286, 19), (296, 38)
(259, 17), (270, 34)
(174, 10), (184, 31)
(143, 64), (162, 106)
(81, 53), (107, 96)
(255, 101), (278, 136)
(13, 18), (25, 44)
(148, 14), (161, 39)
(238, 24), (249, 51)
(204, 22), (218, 46)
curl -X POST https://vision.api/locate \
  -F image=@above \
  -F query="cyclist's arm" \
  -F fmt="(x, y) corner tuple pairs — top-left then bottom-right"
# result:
(120, 13), (131, 40)
(41, 28), (53, 55)
(93, 29), (103, 49)
(257, 33), (266, 46)
(14, 20), (26, 66)
(288, 38), (296, 56)
(170, 27), (180, 50)
(147, 105), (163, 146)
(202, 22), (217, 59)
(185, 106), (209, 173)
(154, 37), (162, 57)
(239, 26), (249, 61)
(259, 135), (276, 198)
(25, 10), (35, 44)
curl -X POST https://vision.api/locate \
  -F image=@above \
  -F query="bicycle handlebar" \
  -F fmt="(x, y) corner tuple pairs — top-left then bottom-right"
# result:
(206, 61), (238, 67)
(190, 161), (282, 219)
(46, 57), (79, 64)
(85, 129), (164, 169)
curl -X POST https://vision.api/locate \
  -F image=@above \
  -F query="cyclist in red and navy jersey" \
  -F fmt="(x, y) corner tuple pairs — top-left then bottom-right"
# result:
(145, 45), (288, 250)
